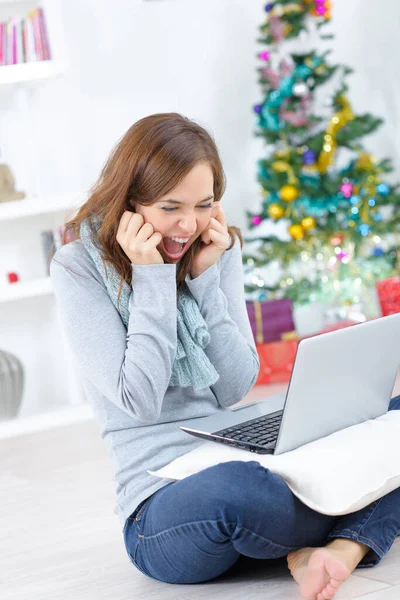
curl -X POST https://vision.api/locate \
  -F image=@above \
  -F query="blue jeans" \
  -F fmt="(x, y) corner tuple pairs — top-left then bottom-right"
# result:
(123, 395), (400, 584)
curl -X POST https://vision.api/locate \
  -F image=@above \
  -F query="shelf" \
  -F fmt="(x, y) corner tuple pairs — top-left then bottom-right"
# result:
(0, 59), (65, 86)
(0, 403), (94, 440)
(0, 193), (83, 221)
(0, 276), (53, 303)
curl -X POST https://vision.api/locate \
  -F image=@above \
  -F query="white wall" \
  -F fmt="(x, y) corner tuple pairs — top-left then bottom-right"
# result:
(2, 0), (398, 231)
(1, 0), (400, 417)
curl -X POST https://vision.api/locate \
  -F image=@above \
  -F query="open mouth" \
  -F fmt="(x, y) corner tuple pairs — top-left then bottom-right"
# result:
(160, 237), (192, 261)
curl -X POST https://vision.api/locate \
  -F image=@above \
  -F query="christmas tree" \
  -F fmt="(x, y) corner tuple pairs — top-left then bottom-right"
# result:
(243, 0), (400, 316)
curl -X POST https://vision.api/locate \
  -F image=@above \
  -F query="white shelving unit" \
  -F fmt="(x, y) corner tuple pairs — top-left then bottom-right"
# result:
(0, 275), (52, 303)
(0, 59), (64, 86)
(0, 193), (82, 221)
(0, 1), (89, 436)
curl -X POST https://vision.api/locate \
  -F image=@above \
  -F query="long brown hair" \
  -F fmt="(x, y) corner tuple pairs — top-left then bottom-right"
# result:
(63, 113), (242, 295)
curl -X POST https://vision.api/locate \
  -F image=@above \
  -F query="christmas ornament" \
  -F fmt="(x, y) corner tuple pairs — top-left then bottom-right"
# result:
(259, 51), (270, 61)
(261, 66), (280, 88)
(268, 203), (284, 219)
(252, 215), (262, 225)
(355, 152), (374, 171)
(272, 160), (299, 185)
(317, 96), (355, 173)
(269, 16), (286, 42)
(292, 82), (309, 97)
(330, 234), (344, 245)
(301, 216), (316, 230)
(377, 183), (390, 195)
(302, 149), (316, 165)
(280, 184), (299, 202)
(289, 224), (304, 239)
(340, 181), (353, 198)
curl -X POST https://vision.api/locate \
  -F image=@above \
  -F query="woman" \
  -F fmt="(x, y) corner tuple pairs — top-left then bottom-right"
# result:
(51, 113), (400, 600)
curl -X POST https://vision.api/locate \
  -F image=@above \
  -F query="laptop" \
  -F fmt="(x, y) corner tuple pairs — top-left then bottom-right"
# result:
(180, 313), (400, 455)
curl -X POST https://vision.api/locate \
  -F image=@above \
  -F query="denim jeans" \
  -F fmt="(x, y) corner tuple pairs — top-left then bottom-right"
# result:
(123, 395), (400, 584)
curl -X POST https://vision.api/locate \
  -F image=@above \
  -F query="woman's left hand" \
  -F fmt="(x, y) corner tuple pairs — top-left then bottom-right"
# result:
(190, 204), (230, 278)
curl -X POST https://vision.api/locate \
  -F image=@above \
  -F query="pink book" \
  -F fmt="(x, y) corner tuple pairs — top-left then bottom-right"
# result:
(12, 19), (17, 64)
(7, 18), (13, 65)
(16, 18), (24, 64)
(37, 8), (51, 60)
(21, 19), (28, 63)
(0, 22), (5, 66)
(30, 9), (43, 61)
(26, 15), (35, 61)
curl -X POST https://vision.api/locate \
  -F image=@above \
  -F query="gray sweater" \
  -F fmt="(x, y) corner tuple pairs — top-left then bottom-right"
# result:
(50, 237), (260, 530)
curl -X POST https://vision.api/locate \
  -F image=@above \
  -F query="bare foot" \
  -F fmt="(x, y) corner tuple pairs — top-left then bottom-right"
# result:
(287, 540), (368, 600)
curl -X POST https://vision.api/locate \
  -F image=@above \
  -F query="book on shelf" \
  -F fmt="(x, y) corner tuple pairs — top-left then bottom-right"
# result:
(0, 7), (51, 67)
(40, 226), (69, 275)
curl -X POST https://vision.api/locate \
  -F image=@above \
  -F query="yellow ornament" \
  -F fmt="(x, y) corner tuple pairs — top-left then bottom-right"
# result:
(289, 224), (304, 240)
(317, 96), (355, 173)
(268, 203), (284, 219)
(356, 152), (374, 171)
(301, 216), (316, 231)
(275, 149), (290, 159)
(280, 185), (299, 202)
(272, 160), (298, 185)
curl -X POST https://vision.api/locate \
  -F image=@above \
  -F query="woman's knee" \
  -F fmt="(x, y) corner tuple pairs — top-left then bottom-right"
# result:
(203, 460), (288, 520)
(389, 395), (400, 411)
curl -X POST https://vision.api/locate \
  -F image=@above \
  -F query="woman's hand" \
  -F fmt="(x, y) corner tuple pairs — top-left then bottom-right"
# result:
(191, 204), (230, 278)
(116, 211), (164, 265)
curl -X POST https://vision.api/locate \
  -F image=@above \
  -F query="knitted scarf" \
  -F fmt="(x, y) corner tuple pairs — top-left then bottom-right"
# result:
(80, 219), (219, 391)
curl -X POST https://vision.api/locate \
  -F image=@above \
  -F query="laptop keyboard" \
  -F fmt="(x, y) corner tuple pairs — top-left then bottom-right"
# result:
(214, 410), (283, 448)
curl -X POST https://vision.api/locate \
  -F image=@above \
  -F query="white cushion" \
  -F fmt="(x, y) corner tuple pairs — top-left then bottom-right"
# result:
(149, 411), (400, 516)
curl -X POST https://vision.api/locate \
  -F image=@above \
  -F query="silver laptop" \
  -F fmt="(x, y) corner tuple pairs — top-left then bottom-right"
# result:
(180, 313), (400, 455)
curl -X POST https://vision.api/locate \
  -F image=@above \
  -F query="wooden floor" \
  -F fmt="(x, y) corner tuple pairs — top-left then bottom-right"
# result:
(2, 381), (400, 600)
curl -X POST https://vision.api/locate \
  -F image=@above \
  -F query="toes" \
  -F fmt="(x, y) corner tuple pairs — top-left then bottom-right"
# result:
(325, 583), (336, 597)
(320, 581), (340, 600)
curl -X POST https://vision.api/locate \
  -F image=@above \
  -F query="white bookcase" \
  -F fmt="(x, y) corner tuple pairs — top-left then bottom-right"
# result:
(0, 1), (92, 437)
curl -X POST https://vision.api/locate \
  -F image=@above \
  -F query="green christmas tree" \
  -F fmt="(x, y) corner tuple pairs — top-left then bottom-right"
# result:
(243, 0), (400, 313)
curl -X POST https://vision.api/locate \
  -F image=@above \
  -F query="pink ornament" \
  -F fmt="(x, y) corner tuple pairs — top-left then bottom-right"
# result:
(252, 215), (262, 225)
(338, 252), (349, 262)
(280, 94), (311, 127)
(279, 58), (294, 77)
(340, 182), (353, 198)
(259, 51), (270, 61)
(316, 6), (326, 15)
(330, 235), (343, 246)
(269, 16), (286, 43)
(281, 109), (308, 127)
(261, 67), (280, 89)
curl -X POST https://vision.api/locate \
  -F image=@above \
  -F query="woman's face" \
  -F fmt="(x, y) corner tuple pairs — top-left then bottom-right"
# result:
(134, 162), (218, 263)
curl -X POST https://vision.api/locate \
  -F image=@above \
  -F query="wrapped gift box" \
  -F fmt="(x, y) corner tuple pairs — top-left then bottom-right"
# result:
(254, 319), (359, 386)
(246, 298), (295, 344)
(255, 339), (299, 385)
(376, 277), (400, 316)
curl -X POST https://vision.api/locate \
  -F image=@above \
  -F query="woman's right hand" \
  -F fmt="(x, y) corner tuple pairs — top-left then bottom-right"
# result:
(116, 211), (164, 265)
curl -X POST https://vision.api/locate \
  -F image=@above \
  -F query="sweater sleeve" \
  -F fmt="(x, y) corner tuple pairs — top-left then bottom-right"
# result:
(184, 237), (260, 408)
(50, 245), (178, 423)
